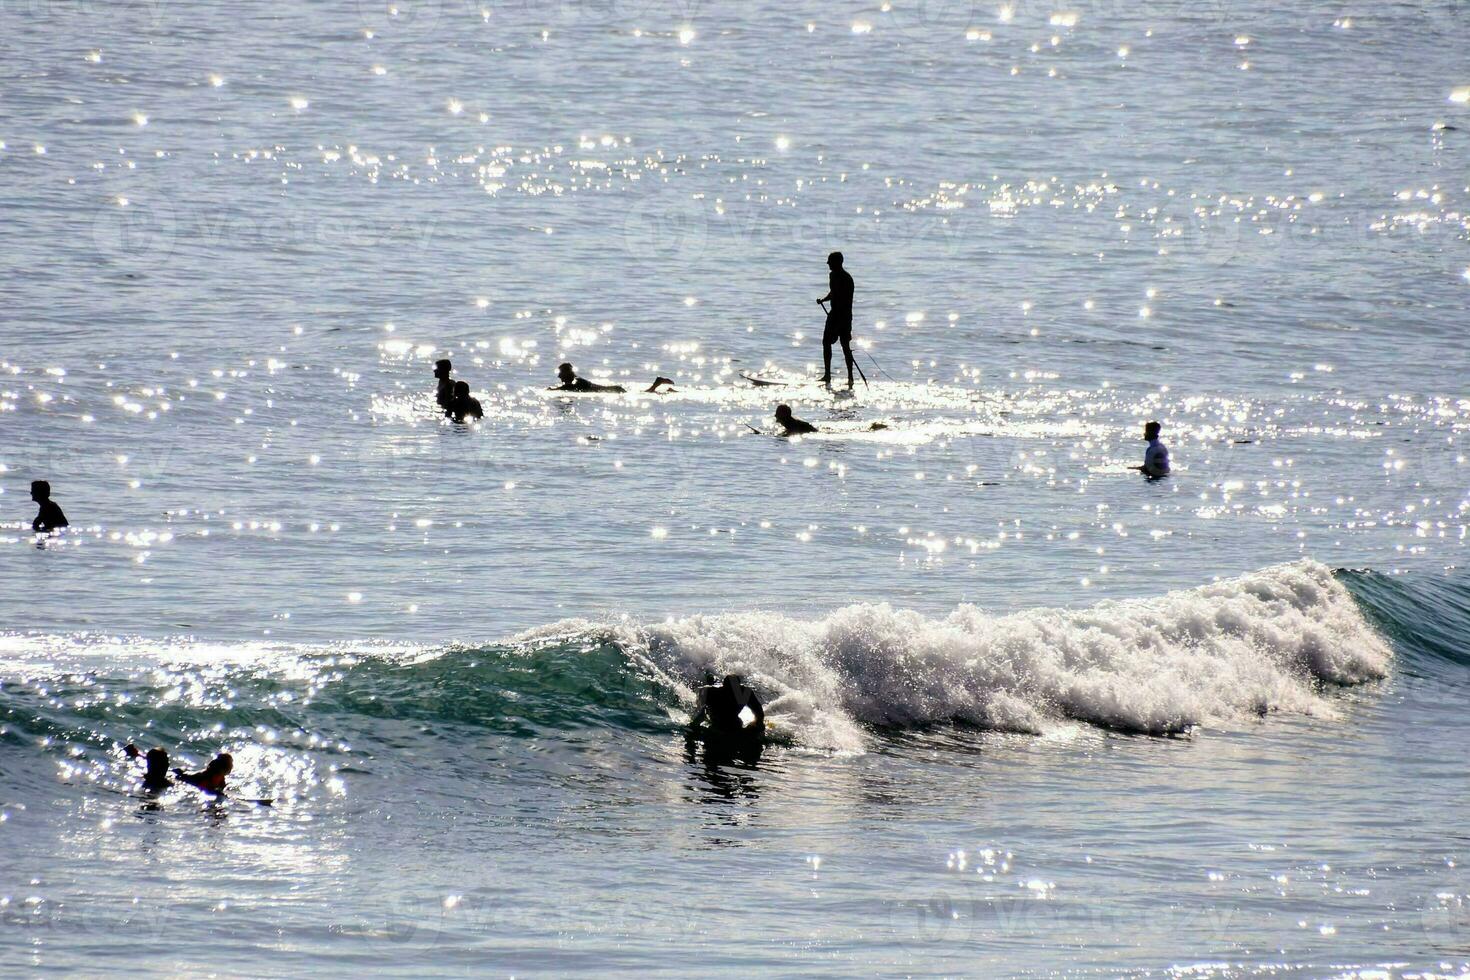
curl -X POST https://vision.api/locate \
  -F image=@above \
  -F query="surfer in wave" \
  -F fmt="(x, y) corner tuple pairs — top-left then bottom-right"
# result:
(690, 673), (765, 737)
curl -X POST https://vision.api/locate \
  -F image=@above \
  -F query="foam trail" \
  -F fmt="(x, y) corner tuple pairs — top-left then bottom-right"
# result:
(583, 560), (1392, 752)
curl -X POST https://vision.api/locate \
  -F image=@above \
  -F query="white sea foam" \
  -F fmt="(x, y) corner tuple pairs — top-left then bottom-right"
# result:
(588, 560), (1392, 751)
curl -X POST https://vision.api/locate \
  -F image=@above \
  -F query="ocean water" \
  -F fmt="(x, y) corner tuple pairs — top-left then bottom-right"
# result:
(2, 0), (1468, 975)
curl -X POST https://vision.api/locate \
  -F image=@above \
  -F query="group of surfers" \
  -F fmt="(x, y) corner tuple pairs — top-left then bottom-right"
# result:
(115, 673), (762, 799)
(122, 743), (235, 795)
(432, 356), (1170, 473)
(54, 249), (1172, 796)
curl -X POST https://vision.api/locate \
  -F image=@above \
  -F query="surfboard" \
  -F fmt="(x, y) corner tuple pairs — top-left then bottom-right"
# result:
(88, 782), (274, 807)
(740, 373), (789, 387)
(687, 720), (769, 745)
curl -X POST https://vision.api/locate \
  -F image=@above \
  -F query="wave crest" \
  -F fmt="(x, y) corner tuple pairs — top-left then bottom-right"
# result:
(589, 560), (1392, 750)
(0, 561), (1396, 758)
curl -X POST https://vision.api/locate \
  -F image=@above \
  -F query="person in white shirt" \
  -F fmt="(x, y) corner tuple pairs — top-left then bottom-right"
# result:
(1138, 420), (1170, 478)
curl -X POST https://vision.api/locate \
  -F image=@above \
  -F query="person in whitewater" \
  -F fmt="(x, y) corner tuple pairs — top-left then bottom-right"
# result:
(550, 362), (675, 394)
(774, 404), (818, 436)
(690, 673), (765, 736)
(433, 359), (455, 413)
(1137, 420), (1171, 478)
(124, 743), (173, 792)
(816, 250), (855, 388)
(449, 380), (483, 423)
(175, 752), (234, 795)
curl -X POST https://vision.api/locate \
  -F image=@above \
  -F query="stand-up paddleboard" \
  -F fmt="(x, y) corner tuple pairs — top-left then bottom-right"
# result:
(742, 372), (858, 399)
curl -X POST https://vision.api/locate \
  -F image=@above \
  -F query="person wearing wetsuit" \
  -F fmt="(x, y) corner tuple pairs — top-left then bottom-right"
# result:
(550, 362), (677, 393)
(449, 381), (483, 422)
(124, 743), (173, 792)
(691, 674), (765, 736)
(550, 362), (627, 393)
(31, 481), (68, 533)
(816, 251), (855, 388)
(176, 753), (234, 794)
(774, 404), (818, 436)
(1138, 420), (1170, 478)
(434, 359), (455, 413)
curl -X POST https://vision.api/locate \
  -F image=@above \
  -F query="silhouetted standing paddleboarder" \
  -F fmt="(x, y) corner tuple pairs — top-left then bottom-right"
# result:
(816, 251), (855, 388)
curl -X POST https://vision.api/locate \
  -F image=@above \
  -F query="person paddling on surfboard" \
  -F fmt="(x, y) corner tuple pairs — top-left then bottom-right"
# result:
(774, 404), (818, 436)
(691, 674), (765, 736)
(550, 362), (675, 394)
(175, 753), (234, 795)
(816, 251), (855, 389)
(551, 361), (626, 393)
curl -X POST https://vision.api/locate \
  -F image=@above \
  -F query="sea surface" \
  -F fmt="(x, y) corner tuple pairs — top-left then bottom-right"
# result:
(2, 0), (1468, 975)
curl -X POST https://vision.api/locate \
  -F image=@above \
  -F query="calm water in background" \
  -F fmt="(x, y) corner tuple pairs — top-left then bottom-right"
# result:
(1, 0), (1468, 975)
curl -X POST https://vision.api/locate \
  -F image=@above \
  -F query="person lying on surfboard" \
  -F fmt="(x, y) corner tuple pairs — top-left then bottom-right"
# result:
(774, 404), (818, 436)
(175, 753), (234, 794)
(550, 362), (675, 394)
(690, 674), (765, 735)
